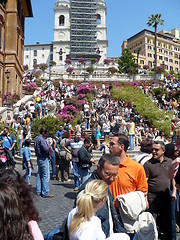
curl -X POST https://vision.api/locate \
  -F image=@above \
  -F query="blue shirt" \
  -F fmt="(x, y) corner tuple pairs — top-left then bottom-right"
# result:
(34, 135), (51, 160)
(55, 130), (66, 139)
(2, 133), (16, 149)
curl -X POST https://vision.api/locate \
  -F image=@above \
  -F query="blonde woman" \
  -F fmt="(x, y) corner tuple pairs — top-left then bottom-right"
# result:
(67, 179), (129, 240)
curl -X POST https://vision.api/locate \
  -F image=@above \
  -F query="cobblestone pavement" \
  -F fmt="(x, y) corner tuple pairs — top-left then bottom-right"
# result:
(16, 164), (76, 236)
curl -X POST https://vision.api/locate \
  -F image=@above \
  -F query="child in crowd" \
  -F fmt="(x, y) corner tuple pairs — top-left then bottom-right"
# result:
(22, 139), (33, 185)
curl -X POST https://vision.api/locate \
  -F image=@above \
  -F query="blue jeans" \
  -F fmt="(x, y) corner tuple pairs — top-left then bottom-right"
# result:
(36, 158), (50, 197)
(129, 135), (135, 150)
(171, 191), (177, 240)
(128, 233), (137, 240)
(72, 162), (80, 188)
(19, 139), (22, 156)
(79, 167), (91, 185)
(50, 150), (56, 177)
(5, 149), (15, 168)
(24, 162), (32, 185)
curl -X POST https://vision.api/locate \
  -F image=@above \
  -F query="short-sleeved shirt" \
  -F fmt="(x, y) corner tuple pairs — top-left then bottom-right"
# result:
(2, 133), (16, 149)
(109, 155), (148, 207)
(144, 157), (171, 203)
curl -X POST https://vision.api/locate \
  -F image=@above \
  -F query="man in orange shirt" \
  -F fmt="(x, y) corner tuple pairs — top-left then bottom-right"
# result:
(109, 133), (148, 240)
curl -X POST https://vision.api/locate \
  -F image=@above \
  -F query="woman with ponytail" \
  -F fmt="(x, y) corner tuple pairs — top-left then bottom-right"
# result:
(67, 179), (129, 240)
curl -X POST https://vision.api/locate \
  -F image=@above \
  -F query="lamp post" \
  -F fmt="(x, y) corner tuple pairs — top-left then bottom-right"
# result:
(137, 48), (140, 74)
(162, 61), (166, 82)
(4, 69), (10, 107)
(49, 61), (52, 82)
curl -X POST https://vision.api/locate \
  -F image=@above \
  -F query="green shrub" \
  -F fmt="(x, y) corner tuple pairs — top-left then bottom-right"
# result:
(111, 85), (171, 135)
(152, 88), (166, 101)
(32, 115), (64, 138)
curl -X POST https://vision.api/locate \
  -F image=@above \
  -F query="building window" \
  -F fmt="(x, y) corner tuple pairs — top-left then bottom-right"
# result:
(42, 47), (44, 50)
(169, 52), (173, 56)
(175, 60), (178, 65)
(50, 45), (53, 52)
(148, 53), (152, 58)
(97, 14), (101, 24)
(165, 65), (168, 70)
(25, 55), (29, 59)
(159, 56), (163, 60)
(33, 59), (37, 65)
(148, 61), (152, 67)
(159, 49), (162, 53)
(50, 54), (53, 61)
(164, 50), (168, 54)
(17, 35), (19, 56)
(59, 55), (62, 61)
(170, 66), (173, 72)
(174, 47), (177, 51)
(34, 50), (37, 57)
(175, 68), (178, 72)
(59, 15), (65, 26)
(148, 46), (151, 50)
(169, 59), (173, 63)
(164, 57), (168, 62)
(175, 53), (178, 59)
(140, 60), (144, 64)
(42, 54), (44, 58)
(0, 25), (2, 49)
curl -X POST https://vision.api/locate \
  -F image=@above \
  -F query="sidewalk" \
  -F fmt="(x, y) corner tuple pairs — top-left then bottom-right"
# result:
(16, 164), (75, 235)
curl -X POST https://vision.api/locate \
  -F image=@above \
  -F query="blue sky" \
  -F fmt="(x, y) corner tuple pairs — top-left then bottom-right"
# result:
(25, 0), (180, 57)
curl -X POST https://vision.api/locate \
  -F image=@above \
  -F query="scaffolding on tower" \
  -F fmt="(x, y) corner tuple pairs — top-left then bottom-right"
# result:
(70, 0), (99, 60)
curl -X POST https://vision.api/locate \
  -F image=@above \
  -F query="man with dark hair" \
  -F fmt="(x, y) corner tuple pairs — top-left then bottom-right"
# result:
(0, 127), (16, 168)
(76, 153), (125, 238)
(109, 133), (148, 240)
(144, 140), (172, 240)
(34, 127), (54, 198)
(78, 137), (95, 184)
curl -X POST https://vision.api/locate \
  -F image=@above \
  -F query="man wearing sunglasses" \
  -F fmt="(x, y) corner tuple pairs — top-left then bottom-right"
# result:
(144, 140), (172, 240)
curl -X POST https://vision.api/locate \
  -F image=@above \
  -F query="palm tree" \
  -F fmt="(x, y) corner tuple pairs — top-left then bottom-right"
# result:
(147, 14), (164, 82)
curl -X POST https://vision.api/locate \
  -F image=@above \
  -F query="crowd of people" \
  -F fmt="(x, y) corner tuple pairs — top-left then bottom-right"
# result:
(1, 79), (180, 239)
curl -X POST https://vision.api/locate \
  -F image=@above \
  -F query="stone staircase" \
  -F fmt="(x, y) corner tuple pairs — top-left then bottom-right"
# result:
(14, 130), (140, 166)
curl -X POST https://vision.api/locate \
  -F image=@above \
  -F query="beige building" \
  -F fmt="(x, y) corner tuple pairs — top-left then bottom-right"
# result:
(0, 0), (33, 106)
(123, 28), (180, 73)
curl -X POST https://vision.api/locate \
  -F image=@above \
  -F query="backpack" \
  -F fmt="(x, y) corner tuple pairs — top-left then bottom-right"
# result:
(137, 212), (158, 240)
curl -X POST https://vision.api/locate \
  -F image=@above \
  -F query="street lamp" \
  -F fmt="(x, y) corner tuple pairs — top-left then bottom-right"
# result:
(49, 61), (52, 82)
(137, 48), (141, 74)
(162, 61), (166, 82)
(4, 69), (10, 107)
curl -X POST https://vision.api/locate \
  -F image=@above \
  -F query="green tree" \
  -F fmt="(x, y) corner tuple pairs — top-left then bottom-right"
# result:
(147, 14), (164, 82)
(118, 49), (136, 74)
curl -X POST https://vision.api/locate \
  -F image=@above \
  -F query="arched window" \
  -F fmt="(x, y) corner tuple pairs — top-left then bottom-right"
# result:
(97, 14), (101, 24)
(59, 15), (65, 26)
(33, 59), (37, 65)
(34, 50), (37, 57)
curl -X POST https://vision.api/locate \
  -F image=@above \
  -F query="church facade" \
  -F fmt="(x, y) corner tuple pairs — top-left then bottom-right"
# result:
(24, 0), (108, 72)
